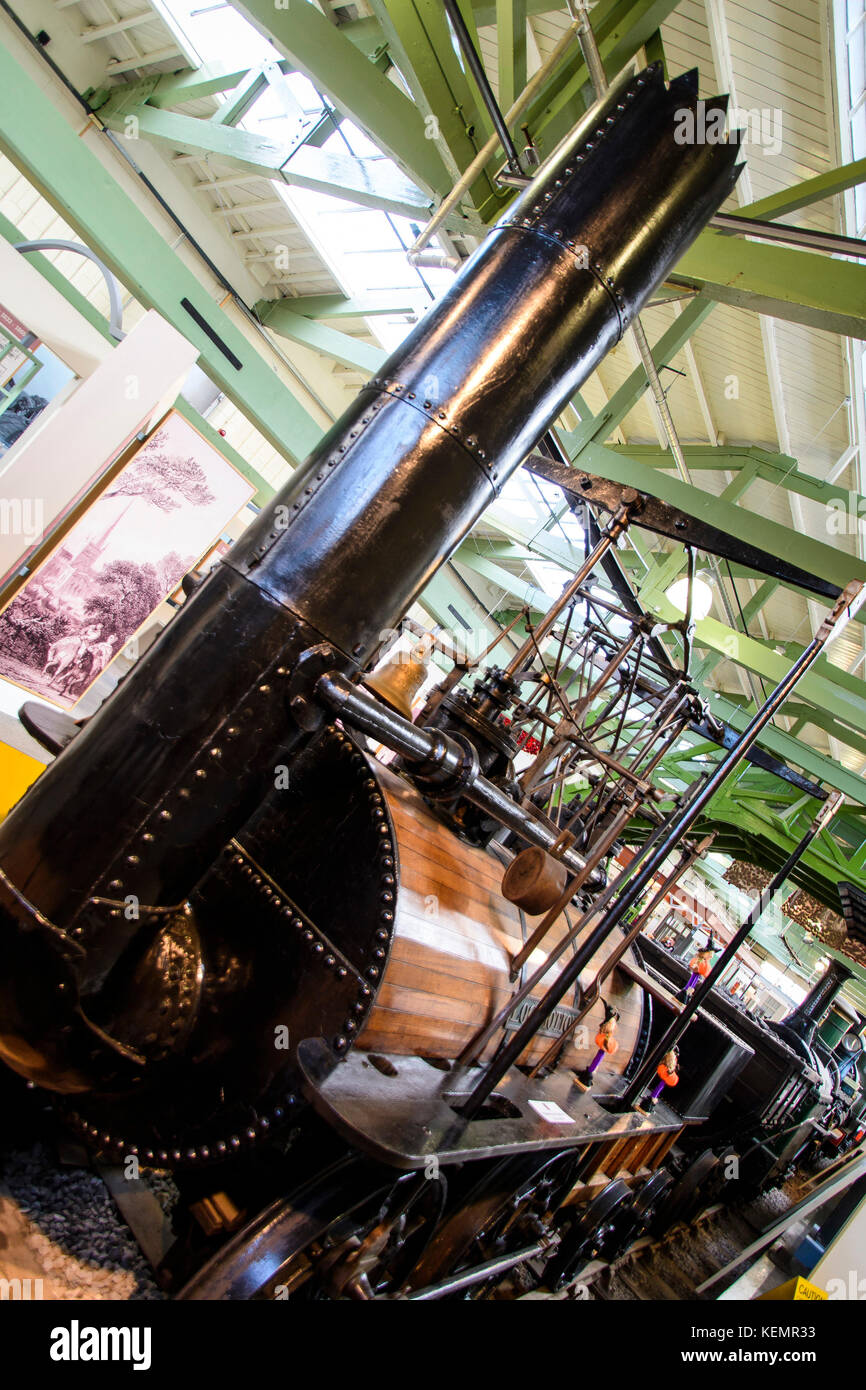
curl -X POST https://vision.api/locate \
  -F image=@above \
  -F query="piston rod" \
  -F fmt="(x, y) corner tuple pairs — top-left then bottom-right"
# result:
(314, 672), (593, 880)
(400, 1234), (559, 1300)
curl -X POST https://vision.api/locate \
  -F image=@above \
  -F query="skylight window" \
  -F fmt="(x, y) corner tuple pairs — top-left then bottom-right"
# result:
(164, 1), (454, 352)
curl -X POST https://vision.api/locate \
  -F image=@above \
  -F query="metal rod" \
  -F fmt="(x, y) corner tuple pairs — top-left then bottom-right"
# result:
(456, 803), (681, 1067)
(441, 0), (524, 177)
(407, 17), (583, 257)
(504, 502), (637, 679)
(401, 1235), (557, 1300)
(457, 583), (864, 1119)
(710, 211), (866, 259)
(529, 835), (711, 1076)
(617, 791), (843, 1109)
(507, 800), (635, 980)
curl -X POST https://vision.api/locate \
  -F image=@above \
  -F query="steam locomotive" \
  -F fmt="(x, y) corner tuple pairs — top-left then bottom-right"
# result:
(0, 64), (863, 1300)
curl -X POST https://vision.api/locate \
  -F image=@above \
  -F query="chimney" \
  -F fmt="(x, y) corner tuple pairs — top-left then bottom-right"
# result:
(784, 958), (854, 1045)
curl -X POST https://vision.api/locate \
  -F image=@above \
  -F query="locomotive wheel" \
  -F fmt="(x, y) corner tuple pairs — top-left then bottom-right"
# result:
(405, 1150), (581, 1299)
(631, 1169), (674, 1234)
(177, 1157), (447, 1300)
(652, 1148), (726, 1233)
(546, 1178), (636, 1293)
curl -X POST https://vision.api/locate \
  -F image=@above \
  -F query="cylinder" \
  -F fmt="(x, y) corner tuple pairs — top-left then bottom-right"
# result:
(360, 762), (644, 1071)
(0, 64), (740, 1101)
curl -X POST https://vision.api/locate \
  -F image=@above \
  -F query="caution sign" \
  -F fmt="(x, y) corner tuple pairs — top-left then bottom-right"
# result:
(757, 1276), (828, 1301)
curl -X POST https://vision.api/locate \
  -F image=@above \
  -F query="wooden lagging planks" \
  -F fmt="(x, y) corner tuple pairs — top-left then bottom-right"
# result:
(358, 766), (645, 1073)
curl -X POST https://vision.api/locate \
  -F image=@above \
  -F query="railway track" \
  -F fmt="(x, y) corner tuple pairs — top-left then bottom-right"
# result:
(0, 1073), (819, 1302)
(533, 1193), (800, 1302)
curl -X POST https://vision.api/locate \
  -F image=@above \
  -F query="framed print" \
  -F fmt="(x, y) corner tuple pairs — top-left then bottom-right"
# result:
(0, 409), (254, 709)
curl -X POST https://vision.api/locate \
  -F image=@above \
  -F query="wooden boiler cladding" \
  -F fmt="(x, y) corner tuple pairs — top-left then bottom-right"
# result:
(358, 763), (644, 1072)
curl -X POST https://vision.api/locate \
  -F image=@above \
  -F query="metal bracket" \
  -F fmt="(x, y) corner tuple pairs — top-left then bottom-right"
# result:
(525, 455), (841, 601)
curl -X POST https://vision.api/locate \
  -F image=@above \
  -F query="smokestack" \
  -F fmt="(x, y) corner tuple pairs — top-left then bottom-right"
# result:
(0, 65), (741, 1093)
(784, 958), (854, 1044)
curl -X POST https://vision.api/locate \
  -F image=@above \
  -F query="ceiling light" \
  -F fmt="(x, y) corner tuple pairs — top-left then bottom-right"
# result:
(666, 572), (713, 621)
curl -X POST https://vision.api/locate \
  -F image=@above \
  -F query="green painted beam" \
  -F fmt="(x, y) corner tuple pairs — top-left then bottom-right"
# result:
(642, 28), (668, 78)
(278, 147), (433, 220)
(457, 545), (549, 611)
(687, 774), (866, 913)
(523, 0), (681, 160)
(210, 67), (269, 126)
(670, 230), (866, 339)
(691, 694), (866, 808)
(472, 0), (575, 19)
(644, 588), (866, 739)
(563, 298), (715, 455)
(419, 567), (522, 668)
(259, 292), (418, 319)
(484, 506), (579, 570)
(736, 159), (866, 222)
(338, 16), (389, 56)
(368, 0), (502, 220)
(719, 460), (759, 503)
(103, 102), (290, 176)
(496, 0), (527, 114)
(143, 64), (255, 108)
(232, 0), (453, 198)
(91, 66), (254, 115)
(721, 689), (866, 763)
(608, 444), (866, 542)
(99, 104), (436, 220)
(0, 46), (324, 467)
(577, 442), (866, 599)
(258, 305), (386, 374)
(775, 703), (866, 760)
(741, 579), (779, 627)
